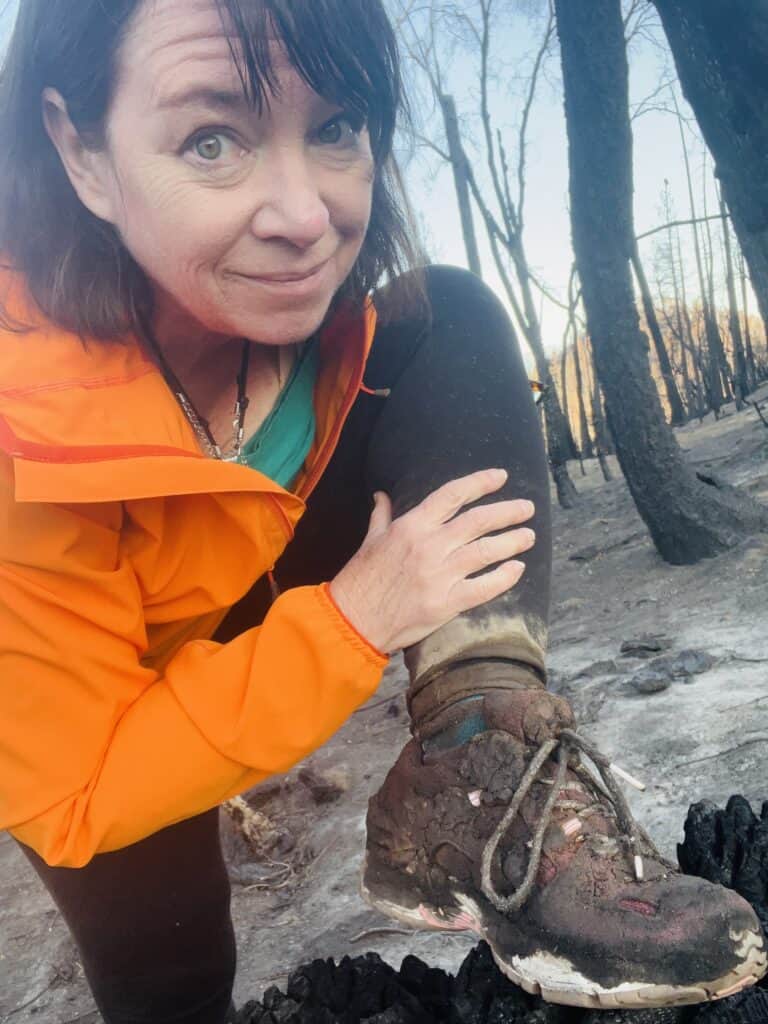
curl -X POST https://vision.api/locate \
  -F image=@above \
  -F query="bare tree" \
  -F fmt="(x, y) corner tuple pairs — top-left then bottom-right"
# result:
(565, 270), (594, 460)
(675, 230), (708, 419)
(652, 0), (768, 342)
(585, 334), (614, 483)
(652, 182), (695, 419)
(631, 242), (686, 425)
(718, 188), (749, 405)
(737, 249), (760, 390)
(439, 94), (482, 276)
(700, 165), (735, 405)
(558, 323), (573, 433)
(572, 335), (594, 460)
(672, 93), (727, 416)
(555, 0), (768, 563)
(397, 0), (581, 507)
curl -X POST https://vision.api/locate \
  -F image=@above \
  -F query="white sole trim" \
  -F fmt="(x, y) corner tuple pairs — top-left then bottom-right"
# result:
(360, 876), (768, 1010)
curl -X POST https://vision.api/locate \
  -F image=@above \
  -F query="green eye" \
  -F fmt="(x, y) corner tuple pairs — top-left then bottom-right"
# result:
(318, 116), (363, 146)
(195, 135), (223, 161)
(319, 120), (344, 145)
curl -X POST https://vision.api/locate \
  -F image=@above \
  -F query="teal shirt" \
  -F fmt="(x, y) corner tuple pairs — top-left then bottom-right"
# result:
(239, 339), (320, 490)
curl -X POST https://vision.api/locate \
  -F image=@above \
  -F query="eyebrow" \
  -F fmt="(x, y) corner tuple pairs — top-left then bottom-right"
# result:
(155, 87), (251, 112)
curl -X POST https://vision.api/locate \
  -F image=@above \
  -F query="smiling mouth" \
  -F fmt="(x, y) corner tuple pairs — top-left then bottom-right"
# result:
(233, 260), (331, 284)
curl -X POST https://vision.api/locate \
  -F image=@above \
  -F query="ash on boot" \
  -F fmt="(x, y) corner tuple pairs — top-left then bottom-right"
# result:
(234, 793), (768, 1024)
(420, 688), (575, 757)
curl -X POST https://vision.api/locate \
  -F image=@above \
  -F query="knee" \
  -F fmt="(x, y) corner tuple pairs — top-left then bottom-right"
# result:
(423, 264), (511, 330)
(375, 264), (507, 330)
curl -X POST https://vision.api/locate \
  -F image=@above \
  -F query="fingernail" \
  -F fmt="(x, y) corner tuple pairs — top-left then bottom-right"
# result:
(494, 468), (508, 481)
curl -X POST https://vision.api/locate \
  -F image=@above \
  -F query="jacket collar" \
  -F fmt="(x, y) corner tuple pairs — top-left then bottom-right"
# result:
(0, 274), (376, 505)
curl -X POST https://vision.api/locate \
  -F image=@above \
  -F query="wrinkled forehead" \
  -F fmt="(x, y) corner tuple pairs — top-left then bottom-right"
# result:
(112, 0), (396, 156)
(117, 0), (249, 104)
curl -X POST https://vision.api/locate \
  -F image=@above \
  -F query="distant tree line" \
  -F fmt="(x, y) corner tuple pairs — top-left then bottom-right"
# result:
(395, 0), (768, 564)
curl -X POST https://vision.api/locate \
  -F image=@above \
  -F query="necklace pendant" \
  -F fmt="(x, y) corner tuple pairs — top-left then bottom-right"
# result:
(222, 448), (247, 465)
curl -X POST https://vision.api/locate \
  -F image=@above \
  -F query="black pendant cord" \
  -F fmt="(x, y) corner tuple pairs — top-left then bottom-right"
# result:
(231, 338), (251, 460)
(136, 311), (250, 461)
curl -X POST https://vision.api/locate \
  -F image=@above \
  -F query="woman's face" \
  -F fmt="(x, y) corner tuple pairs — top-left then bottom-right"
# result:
(80, 0), (375, 345)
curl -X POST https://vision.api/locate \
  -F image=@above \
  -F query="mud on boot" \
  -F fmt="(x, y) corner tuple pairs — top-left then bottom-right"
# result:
(362, 690), (767, 1011)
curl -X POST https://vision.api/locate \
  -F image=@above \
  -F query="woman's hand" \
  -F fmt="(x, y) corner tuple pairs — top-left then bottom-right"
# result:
(328, 468), (536, 654)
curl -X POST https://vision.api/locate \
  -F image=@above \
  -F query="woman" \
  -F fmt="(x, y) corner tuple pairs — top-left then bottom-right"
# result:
(0, 1), (763, 1021)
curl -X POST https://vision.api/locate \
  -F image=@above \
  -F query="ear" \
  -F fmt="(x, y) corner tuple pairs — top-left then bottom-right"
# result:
(42, 87), (118, 224)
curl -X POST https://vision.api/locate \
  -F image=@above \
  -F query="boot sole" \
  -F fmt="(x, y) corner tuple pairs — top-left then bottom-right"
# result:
(360, 861), (768, 1010)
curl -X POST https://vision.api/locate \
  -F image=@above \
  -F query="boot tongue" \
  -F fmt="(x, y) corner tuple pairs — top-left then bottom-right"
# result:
(482, 689), (575, 745)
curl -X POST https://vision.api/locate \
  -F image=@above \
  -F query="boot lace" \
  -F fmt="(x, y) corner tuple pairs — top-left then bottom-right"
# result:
(479, 728), (676, 914)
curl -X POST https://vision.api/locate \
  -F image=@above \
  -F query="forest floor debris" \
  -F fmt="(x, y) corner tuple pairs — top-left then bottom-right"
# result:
(0, 386), (766, 1022)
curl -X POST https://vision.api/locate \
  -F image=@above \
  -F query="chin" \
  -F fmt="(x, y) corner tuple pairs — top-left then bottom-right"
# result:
(229, 294), (344, 346)
(230, 316), (323, 346)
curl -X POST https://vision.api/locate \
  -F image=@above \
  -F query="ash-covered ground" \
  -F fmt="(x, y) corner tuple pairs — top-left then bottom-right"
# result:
(1, 385), (767, 1023)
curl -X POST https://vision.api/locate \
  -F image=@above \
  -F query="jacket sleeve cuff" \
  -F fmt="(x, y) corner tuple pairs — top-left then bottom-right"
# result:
(317, 582), (389, 664)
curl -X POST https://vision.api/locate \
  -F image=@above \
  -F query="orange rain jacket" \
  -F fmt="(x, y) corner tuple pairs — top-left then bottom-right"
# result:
(0, 271), (388, 868)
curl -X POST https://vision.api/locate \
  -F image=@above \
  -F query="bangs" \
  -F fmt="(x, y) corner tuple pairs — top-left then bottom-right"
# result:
(217, 0), (401, 159)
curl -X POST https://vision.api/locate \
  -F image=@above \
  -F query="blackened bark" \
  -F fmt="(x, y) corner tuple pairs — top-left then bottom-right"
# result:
(572, 335), (594, 458)
(559, 327), (572, 442)
(482, 223), (579, 507)
(666, 229), (695, 420)
(555, 0), (768, 563)
(702, 193), (734, 405)
(509, 232), (580, 467)
(586, 336), (614, 482)
(439, 94), (482, 278)
(653, 0), (768, 344)
(676, 232), (707, 419)
(728, 182), (768, 347)
(631, 245), (687, 426)
(738, 249), (758, 390)
(673, 95), (725, 415)
(720, 193), (749, 405)
(664, 238), (693, 418)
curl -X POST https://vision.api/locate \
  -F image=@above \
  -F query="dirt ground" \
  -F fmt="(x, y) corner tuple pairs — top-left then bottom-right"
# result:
(1, 384), (767, 1023)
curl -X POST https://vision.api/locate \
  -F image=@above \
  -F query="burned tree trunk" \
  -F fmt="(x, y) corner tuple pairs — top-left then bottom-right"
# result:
(555, 0), (768, 563)
(719, 192), (749, 405)
(653, 0), (768, 339)
(738, 249), (759, 390)
(586, 335), (614, 483)
(729, 191), (768, 347)
(677, 232), (708, 419)
(631, 244), (686, 426)
(702, 189), (735, 406)
(673, 96), (726, 416)
(559, 325), (572, 440)
(666, 236), (694, 419)
(572, 334), (594, 459)
(439, 94), (482, 278)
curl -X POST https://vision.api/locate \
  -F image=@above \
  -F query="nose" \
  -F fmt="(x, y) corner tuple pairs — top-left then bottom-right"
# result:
(249, 149), (331, 250)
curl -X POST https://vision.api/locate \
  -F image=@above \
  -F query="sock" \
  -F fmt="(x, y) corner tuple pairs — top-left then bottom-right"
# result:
(420, 695), (489, 755)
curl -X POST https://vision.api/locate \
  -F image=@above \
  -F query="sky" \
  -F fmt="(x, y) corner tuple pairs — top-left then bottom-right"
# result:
(0, 0), (731, 360)
(394, 1), (727, 357)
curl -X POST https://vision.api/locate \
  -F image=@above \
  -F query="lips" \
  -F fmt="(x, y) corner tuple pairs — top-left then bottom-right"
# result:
(233, 259), (330, 284)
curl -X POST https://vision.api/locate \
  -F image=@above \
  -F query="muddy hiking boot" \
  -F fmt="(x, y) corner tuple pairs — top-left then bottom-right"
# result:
(362, 682), (768, 1011)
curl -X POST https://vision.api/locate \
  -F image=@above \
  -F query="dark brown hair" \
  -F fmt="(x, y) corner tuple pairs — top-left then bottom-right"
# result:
(0, 0), (424, 338)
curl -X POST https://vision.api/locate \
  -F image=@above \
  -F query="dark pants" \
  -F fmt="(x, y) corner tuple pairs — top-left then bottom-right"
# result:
(17, 267), (552, 1023)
